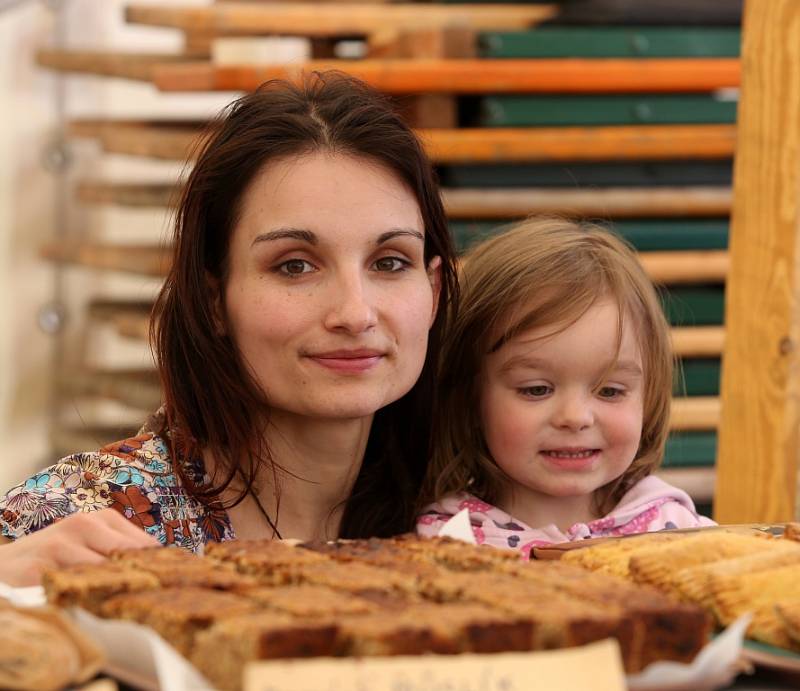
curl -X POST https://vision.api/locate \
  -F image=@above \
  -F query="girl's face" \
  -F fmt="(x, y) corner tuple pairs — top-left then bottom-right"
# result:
(479, 299), (644, 511)
(223, 151), (440, 423)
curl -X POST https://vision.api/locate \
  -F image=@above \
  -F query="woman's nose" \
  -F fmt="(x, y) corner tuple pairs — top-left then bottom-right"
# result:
(552, 393), (594, 431)
(324, 272), (378, 334)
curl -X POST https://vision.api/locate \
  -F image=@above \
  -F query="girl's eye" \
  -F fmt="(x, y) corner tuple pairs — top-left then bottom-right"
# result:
(519, 385), (552, 398)
(598, 386), (625, 399)
(373, 256), (409, 272)
(277, 259), (315, 276)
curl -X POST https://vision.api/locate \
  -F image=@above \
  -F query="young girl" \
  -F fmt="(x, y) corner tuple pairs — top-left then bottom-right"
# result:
(417, 218), (714, 557)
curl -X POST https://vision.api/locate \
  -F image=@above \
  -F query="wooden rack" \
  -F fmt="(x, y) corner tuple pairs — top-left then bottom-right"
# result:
(38, 0), (794, 516)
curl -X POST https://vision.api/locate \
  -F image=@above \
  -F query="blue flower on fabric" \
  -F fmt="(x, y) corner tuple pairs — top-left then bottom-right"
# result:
(114, 467), (145, 486)
(24, 474), (62, 492)
(153, 475), (176, 488)
(144, 459), (167, 473)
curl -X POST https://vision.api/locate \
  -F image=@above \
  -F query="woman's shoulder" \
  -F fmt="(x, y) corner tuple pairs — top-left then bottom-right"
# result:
(0, 425), (234, 551)
(0, 430), (172, 536)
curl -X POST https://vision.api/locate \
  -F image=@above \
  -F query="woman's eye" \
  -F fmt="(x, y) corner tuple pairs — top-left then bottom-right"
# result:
(598, 386), (625, 399)
(519, 385), (552, 398)
(277, 259), (315, 276)
(373, 256), (409, 272)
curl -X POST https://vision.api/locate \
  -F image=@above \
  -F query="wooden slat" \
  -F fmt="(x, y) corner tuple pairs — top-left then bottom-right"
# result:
(442, 186), (732, 219)
(61, 369), (161, 411)
(88, 299), (153, 340)
(40, 240), (730, 286)
(671, 326), (725, 358)
(68, 121), (206, 161)
(152, 58), (741, 94)
(125, 3), (557, 35)
(88, 299), (152, 320)
(69, 120), (736, 163)
(671, 396), (720, 431)
(115, 314), (152, 341)
(76, 181), (732, 218)
(639, 250), (728, 285)
(40, 242), (170, 277)
(656, 467), (714, 503)
(715, 0), (800, 524)
(77, 182), (178, 207)
(422, 126), (735, 163)
(91, 302), (725, 354)
(216, 0), (402, 4)
(36, 49), (192, 81)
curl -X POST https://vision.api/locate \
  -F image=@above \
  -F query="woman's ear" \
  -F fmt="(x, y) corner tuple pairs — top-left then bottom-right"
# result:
(206, 271), (227, 337)
(427, 256), (442, 327)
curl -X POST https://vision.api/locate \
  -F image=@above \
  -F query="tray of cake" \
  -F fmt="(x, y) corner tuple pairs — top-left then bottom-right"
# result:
(0, 533), (755, 691)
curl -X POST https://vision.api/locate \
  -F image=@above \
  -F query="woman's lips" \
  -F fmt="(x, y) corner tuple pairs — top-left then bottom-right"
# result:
(307, 350), (384, 373)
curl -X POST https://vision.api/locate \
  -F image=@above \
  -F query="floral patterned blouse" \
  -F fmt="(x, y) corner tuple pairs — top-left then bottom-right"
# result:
(0, 411), (235, 553)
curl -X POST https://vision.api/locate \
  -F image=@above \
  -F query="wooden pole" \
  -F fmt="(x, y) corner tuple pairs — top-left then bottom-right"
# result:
(714, 0), (800, 523)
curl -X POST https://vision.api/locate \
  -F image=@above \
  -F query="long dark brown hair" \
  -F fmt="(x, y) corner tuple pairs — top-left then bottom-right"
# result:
(152, 72), (457, 538)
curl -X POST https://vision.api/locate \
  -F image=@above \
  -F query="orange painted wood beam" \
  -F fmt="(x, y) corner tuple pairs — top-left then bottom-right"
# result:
(152, 58), (741, 94)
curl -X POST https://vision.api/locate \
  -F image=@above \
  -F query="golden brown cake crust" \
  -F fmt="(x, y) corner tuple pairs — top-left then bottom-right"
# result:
(42, 563), (160, 614)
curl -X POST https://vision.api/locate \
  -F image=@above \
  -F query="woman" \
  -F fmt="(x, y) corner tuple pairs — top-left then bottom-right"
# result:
(0, 72), (458, 585)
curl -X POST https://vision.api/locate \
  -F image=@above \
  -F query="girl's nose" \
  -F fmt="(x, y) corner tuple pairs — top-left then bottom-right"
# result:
(324, 272), (378, 334)
(552, 393), (594, 431)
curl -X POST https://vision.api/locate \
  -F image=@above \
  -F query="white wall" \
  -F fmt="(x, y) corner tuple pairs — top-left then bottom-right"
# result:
(0, 3), (59, 488)
(0, 0), (233, 490)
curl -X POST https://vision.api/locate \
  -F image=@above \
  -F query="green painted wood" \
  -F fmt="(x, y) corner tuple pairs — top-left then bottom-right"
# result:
(479, 28), (741, 58)
(662, 286), (725, 326)
(449, 219), (729, 253)
(477, 95), (737, 127)
(675, 358), (721, 396)
(612, 220), (728, 251)
(439, 161), (732, 188)
(663, 431), (717, 468)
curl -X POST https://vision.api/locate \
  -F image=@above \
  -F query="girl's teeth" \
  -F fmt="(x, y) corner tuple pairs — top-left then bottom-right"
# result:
(546, 450), (595, 459)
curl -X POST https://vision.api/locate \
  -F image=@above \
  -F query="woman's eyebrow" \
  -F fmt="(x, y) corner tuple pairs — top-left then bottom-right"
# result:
(376, 229), (424, 245)
(251, 228), (317, 247)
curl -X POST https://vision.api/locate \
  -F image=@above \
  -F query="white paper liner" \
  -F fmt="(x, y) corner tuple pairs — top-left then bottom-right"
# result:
(72, 609), (214, 691)
(0, 518), (751, 691)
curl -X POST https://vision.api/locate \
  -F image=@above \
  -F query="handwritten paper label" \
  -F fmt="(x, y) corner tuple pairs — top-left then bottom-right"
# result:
(245, 639), (625, 691)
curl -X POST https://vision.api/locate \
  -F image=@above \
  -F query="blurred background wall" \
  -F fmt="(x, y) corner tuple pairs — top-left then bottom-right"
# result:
(0, 0), (229, 488)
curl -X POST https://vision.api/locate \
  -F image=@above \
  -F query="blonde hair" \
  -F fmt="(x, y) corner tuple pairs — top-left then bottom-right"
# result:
(423, 217), (673, 516)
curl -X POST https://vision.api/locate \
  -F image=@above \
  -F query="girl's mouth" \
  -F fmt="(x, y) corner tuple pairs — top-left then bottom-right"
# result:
(541, 449), (599, 459)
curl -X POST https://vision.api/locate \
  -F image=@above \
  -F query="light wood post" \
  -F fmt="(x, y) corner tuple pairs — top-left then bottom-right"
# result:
(714, 0), (800, 522)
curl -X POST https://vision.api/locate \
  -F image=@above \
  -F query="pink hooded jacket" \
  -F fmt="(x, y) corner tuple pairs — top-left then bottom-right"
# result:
(416, 475), (715, 560)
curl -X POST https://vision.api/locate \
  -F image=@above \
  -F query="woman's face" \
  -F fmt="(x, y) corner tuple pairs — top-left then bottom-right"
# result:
(223, 151), (441, 422)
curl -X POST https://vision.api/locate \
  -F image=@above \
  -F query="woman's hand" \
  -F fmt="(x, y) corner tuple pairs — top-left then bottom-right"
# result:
(0, 509), (159, 586)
